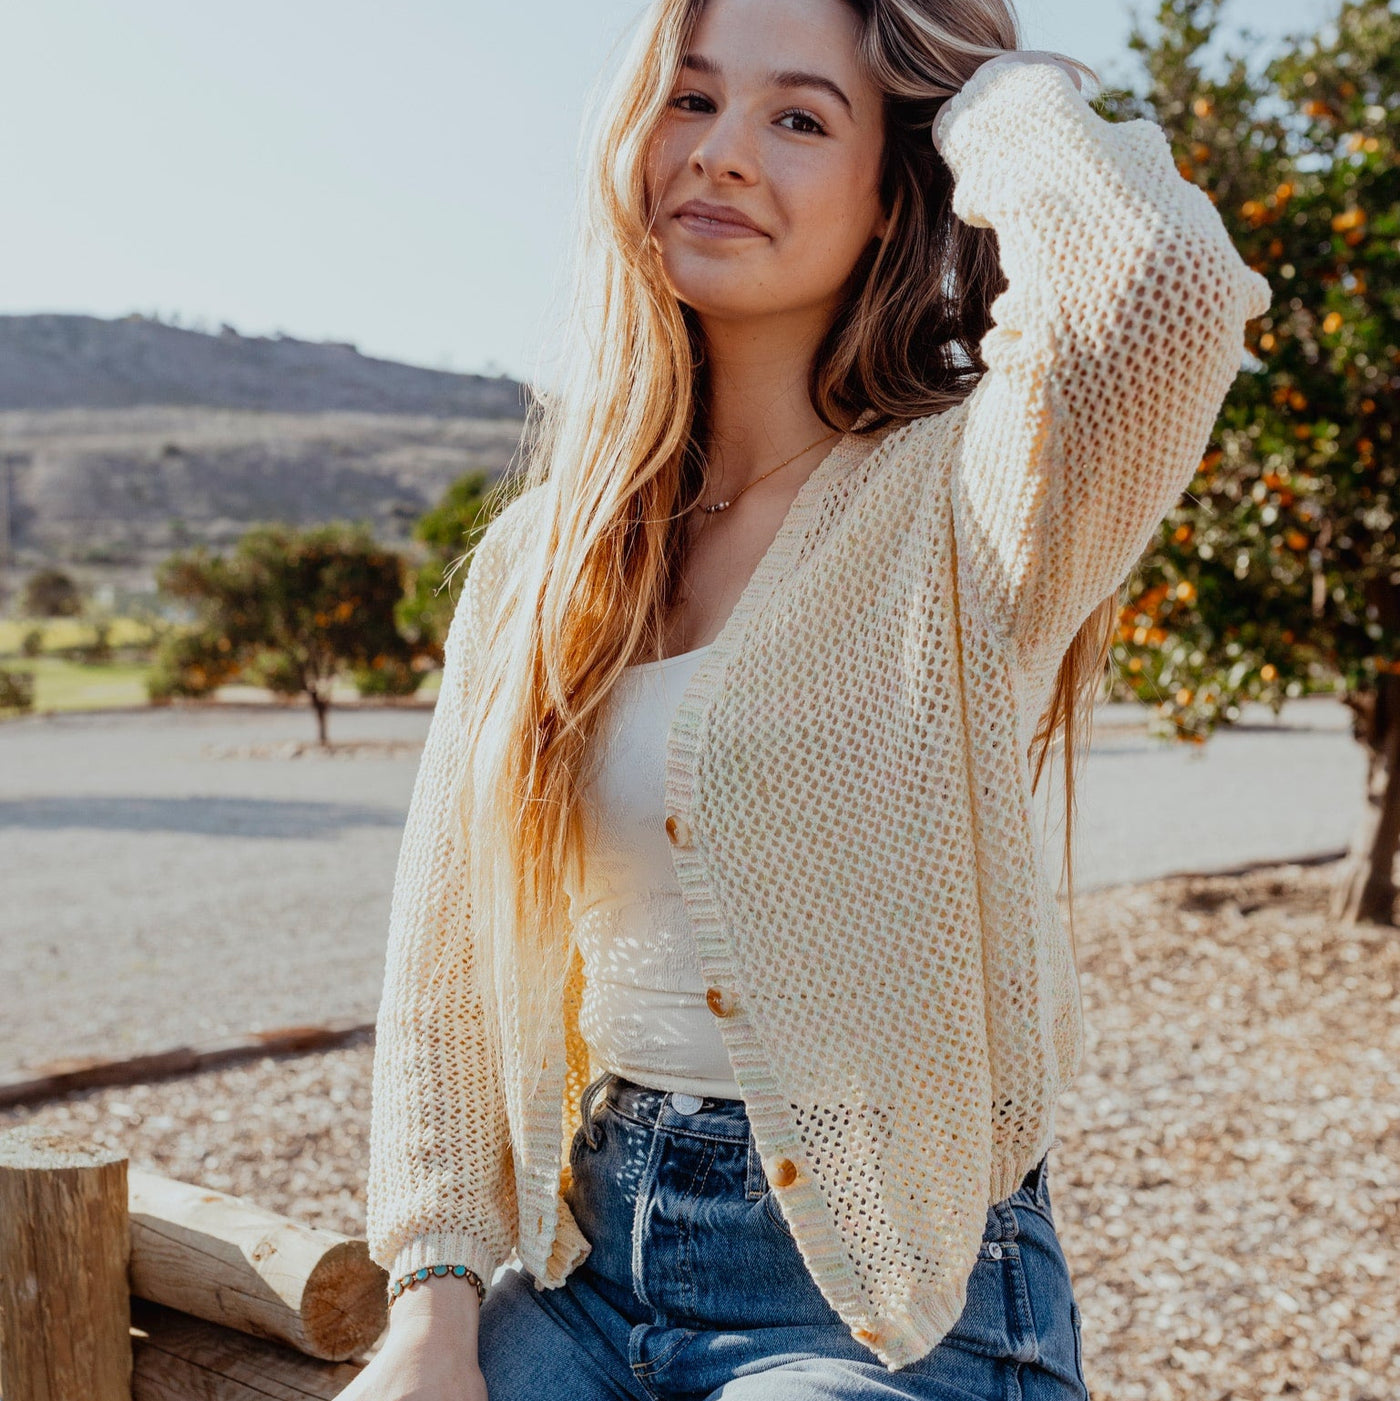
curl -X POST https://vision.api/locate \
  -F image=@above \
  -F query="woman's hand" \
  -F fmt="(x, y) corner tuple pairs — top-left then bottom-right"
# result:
(336, 1287), (487, 1401)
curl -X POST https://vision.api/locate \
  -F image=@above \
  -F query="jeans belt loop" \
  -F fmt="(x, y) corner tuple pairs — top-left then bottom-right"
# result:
(580, 1070), (611, 1149)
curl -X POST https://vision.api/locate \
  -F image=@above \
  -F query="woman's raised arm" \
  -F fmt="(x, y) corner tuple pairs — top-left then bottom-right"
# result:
(934, 56), (1271, 687)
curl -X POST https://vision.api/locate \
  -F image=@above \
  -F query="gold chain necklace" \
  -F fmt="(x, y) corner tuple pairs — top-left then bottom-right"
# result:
(692, 428), (843, 515)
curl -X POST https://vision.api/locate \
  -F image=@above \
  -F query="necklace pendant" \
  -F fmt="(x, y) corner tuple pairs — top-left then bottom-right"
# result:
(701, 500), (730, 514)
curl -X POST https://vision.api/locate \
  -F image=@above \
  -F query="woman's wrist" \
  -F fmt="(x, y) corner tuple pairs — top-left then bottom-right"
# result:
(387, 1274), (483, 1334)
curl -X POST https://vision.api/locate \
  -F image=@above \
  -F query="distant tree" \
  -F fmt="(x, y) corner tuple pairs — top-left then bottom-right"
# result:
(398, 470), (501, 667)
(22, 568), (82, 618)
(1095, 0), (1399, 923)
(151, 522), (412, 745)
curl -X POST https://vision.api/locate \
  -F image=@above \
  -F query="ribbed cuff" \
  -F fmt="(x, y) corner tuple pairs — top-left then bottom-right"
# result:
(933, 55), (1083, 159)
(385, 1230), (504, 1301)
(931, 53), (1026, 153)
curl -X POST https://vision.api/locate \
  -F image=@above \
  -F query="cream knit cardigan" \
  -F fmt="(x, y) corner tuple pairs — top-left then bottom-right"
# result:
(367, 57), (1271, 1371)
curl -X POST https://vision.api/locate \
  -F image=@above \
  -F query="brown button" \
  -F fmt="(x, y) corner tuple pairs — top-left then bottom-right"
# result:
(705, 984), (736, 1017)
(664, 814), (691, 847)
(770, 1157), (798, 1188)
(853, 1326), (881, 1347)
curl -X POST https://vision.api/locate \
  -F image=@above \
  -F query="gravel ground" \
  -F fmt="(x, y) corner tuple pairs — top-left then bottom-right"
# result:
(2, 856), (1395, 1399)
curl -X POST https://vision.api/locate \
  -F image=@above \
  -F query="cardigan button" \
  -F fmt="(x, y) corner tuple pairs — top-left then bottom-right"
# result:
(705, 984), (737, 1017)
(853, 1326), (881, 1347)
(664, 814), (691, 847)
(770, 1157), (798, 1188)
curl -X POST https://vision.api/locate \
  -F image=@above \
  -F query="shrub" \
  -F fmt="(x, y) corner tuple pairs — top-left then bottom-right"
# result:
(352, 655), (425, 698)
(0, 668), (35, 714)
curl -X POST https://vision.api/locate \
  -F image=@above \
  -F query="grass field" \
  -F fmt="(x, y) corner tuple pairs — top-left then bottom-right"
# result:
(1, 656), (153, 712)
(0, 616), (162, 656)
(0, 654), (441, 716)
(0, 613), (443, 715)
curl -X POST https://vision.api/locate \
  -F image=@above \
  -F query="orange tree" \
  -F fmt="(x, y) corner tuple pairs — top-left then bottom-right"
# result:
(1096, 0), (1398, 922)
(151, 521), (412, 745)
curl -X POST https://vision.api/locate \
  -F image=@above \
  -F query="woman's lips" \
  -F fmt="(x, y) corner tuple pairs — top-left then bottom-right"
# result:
(675, 211), (768, 239)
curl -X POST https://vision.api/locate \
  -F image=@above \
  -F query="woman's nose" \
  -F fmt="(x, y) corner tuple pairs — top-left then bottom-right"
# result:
(689, 116), (759, 182)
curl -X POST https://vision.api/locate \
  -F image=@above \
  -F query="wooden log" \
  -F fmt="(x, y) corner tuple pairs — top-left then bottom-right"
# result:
(0, 1020), (375, 1110)
(127, 1168), (386, 1361)
(0, 1126), (131, 1401)
(130, 1297), (367, 1401)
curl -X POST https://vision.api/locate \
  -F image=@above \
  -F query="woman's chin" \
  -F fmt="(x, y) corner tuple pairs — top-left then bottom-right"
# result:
(664, 269), (785, 320)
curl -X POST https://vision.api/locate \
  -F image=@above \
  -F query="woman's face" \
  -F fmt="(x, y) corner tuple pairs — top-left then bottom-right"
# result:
(643, 0), (889, 325)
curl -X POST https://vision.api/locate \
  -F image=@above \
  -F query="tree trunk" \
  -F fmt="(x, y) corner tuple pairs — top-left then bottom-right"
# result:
(1331, 675), (1400, 925)
(310, 689), (330, 747)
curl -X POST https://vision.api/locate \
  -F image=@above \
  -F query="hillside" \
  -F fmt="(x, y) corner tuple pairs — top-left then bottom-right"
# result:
(0, 315), (531, 597)
(0, 314), (528, 417)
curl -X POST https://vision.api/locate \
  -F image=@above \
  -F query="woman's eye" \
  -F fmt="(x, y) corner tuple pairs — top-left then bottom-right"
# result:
(778, 108), (827, 136)
(668, 94), (827, 137)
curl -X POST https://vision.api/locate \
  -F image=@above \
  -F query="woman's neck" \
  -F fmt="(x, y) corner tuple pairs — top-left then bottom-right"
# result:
(700, 307), (848, 492)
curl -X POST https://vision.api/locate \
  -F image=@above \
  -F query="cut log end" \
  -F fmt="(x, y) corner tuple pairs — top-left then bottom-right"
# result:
(302, 1238), (388, 1359)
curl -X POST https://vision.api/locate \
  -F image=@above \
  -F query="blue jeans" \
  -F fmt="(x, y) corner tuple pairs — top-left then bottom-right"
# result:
(478, 1072), (1088, 1399)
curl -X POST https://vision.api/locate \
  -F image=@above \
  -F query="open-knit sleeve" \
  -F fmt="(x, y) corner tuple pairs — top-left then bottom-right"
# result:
(365, 519), (517, 1292)
(935, 58), (1271, 685)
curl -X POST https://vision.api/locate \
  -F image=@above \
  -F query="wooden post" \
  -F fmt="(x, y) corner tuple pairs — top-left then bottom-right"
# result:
(127, 1169), (386, 1361)
(0, 1125), (132, 1401)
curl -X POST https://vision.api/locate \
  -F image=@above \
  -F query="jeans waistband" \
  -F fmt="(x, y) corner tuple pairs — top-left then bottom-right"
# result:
(582, 1072), (1049, 1204)
(582, 1071), (750, 1145)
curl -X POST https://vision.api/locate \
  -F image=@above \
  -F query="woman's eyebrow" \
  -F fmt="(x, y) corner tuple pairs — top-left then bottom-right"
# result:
(680, 53), (853, 117)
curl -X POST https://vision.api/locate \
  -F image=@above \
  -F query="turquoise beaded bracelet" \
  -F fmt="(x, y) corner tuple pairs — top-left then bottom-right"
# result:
(389, 1263), (487, 1306)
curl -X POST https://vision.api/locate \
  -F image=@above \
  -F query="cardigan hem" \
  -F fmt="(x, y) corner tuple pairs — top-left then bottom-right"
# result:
(989, 1130), (1060, 1205)
(864, 1284), (973, 1373)
(531, 1188), (593, 1289)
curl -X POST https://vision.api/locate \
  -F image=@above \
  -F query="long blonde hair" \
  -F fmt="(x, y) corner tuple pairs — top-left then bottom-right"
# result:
(450, 0), (1108, 1097)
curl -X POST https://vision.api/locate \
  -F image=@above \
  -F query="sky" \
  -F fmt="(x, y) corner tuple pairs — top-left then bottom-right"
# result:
(1, 0), (1331, 388)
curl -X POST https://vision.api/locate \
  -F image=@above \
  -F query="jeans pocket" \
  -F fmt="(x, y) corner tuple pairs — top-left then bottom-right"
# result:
(760, 1185), (795, 1235)
(941, 1205), (1037, 1363)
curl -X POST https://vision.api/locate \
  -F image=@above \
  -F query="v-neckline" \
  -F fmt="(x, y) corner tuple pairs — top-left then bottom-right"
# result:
(665, 415), (890, 668)
(664, 410), (917, 740)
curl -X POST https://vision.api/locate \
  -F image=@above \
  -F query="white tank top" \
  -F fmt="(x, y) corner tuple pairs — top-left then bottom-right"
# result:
(565, 643), (742, 1099)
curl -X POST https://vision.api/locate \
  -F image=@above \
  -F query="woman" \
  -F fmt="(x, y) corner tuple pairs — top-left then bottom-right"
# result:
(349, 0), (1270, 1397)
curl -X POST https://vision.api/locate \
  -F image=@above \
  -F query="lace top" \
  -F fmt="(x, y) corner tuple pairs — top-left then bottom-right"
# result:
(566, 642), (742, 1098)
